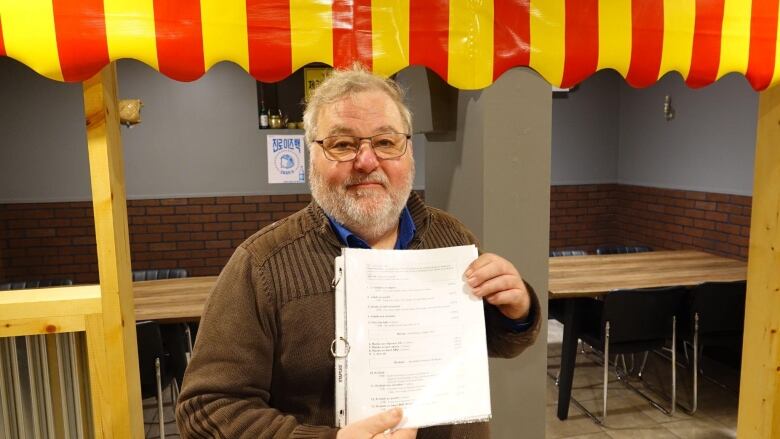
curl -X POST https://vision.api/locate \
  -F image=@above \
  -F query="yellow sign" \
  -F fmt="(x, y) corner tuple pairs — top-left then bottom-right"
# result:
(304, 68), (332, 102)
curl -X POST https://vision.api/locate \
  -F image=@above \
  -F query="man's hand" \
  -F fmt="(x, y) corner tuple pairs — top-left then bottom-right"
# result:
(336, 408), (417, 439)
(465, 253), (531, 320)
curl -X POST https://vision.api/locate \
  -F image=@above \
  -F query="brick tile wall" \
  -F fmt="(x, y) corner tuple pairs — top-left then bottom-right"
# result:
(0, 194), (312, 284)
(550, 184), (751, 260)
(550, 184), (619, 254)
(0, 186), (750, 284)
(615, 185), (751, 260)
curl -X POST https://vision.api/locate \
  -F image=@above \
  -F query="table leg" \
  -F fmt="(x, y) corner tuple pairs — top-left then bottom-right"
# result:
(557, 298), (582, 420)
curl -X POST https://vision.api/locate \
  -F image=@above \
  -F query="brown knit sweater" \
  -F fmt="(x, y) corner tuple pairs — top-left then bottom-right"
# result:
(176, 194), (541, 439)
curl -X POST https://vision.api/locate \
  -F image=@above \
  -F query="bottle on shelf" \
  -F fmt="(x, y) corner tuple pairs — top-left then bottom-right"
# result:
(259, 98), (269, 129)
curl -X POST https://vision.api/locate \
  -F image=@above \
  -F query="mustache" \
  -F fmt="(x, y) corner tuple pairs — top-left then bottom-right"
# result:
(343, 172), (389, 187)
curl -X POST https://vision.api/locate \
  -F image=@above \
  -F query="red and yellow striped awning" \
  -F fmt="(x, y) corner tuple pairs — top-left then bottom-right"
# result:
(0, 0), (778, 90)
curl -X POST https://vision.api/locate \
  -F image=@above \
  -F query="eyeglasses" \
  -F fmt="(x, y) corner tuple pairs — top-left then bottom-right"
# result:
(314, 132), (411, 162)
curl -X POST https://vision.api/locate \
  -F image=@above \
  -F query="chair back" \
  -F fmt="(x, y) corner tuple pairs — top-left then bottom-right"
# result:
(0, 279), (73, 290)
(160, 323), (190, 386)
(685, 281), (746, 337)
(601, 286), (685, 345)
(550, 249), (587, 257)
(596, 245), (652, 255)
(136, 320), (172, 399)
(132, 268), (188, 281)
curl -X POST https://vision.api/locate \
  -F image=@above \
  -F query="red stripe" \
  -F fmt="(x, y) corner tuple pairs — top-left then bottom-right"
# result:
(410, 0), (448, 81)
(0, 15), (5, 57)
(247, 0), (292, 82)
(52, 0), (109, 82)
(626, 0), (664, 88)
(153, 0), (205, 82)
(746, 0), (779, 90)
(333, 0), (373, 70)
(493, 0), (531, 81)
(560, 0), (598, 88)
(687, 0), (725, 88)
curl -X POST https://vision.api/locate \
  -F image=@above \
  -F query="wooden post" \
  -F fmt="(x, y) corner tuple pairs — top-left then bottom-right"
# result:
(82, 62), (143, 438)
(737, 85), (780, 437)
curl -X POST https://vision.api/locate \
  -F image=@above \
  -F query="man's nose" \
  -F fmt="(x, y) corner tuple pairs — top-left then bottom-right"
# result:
(353, 140), (379, 172)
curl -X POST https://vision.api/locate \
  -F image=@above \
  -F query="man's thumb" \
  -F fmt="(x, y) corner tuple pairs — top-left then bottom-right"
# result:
(362, 408), (403, 434)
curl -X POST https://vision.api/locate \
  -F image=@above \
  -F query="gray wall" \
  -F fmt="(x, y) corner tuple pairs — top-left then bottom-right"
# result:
(618, 73), (758, 195)
(0, 57), (91, 203)
(552, 71), (758, 195)
(552, 70), (620, 185)
(0, 58), (425, 203)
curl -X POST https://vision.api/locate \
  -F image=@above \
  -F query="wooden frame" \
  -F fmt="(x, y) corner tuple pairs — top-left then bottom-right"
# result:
(737, 84), (780, 438)
(0, 62), (143, 438)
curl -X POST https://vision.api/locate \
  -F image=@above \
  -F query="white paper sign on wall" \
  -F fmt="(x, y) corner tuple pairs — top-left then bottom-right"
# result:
(267, 134), (306, 184)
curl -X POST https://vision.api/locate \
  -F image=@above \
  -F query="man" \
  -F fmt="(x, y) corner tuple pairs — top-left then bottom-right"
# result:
(176, 66), (540, 439)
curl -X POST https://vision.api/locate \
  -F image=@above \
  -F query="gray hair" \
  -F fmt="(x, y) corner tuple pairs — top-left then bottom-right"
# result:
(302, 64), (413, 145)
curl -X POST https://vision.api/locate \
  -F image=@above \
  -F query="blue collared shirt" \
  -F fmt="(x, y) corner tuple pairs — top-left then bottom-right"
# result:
(327, 206), (416, 249)
(327, 208), (533, 332)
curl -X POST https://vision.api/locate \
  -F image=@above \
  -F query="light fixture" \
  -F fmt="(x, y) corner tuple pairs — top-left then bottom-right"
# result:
(664, 95), (675, 121)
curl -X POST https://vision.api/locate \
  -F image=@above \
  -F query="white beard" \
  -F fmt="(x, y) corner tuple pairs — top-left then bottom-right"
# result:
(310, 161), (414, 243)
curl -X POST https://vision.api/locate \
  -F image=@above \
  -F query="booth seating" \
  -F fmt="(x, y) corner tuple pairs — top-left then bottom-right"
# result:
(549, 249), (588, 257)
(0, 279), (73, 290)
(595, 245), (652, 255)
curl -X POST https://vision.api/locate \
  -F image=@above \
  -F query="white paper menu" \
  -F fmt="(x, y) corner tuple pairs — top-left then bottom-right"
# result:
(333, 245), (491, 430)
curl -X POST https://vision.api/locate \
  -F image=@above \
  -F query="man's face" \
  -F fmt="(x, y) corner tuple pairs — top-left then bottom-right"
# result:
(309, 90), (414, 240)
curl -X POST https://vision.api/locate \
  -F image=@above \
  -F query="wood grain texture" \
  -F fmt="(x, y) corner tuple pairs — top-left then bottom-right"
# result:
(737, 83), (780, 438)
(133, 276), (216, 322)
(83, 63), (143, 438)
(549, 250), (747, 298)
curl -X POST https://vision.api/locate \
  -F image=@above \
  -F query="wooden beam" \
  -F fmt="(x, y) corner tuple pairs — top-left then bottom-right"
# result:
(737, 84), (780, 437)
(0, 285), (101, 319)
(0, 315), (87, 337)
(82, 63), (143, 438)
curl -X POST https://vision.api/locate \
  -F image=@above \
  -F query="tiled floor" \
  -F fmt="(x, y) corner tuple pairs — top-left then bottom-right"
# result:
(142, 391), (179, 438)
(546, 320), (739, 439)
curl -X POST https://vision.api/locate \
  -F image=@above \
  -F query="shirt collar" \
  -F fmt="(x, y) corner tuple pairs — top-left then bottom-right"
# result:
(327, 206), (417, 249)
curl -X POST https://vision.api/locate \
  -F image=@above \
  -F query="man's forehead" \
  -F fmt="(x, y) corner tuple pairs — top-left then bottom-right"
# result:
(325, 124), (399, 136)
(317, 91), (405, 132)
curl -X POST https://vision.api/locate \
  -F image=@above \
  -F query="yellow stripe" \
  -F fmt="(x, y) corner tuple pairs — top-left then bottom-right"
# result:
(529, 0), (565, 87)
(597, 0), (632, 77)
(201, 0), (249, 71)
(717, 0), (752, 80)
(1, 0), (63, 81)
(659, 0), (695, 80)
(372, 0), (410, 77)
(772, 4), (780, 87)
(290, 0), (333, 70)
(104, 0), (158, 70)
(448, 0), (494, 89)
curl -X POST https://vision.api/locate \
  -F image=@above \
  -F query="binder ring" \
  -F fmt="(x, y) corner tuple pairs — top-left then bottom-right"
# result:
(330, 337), (350, 358)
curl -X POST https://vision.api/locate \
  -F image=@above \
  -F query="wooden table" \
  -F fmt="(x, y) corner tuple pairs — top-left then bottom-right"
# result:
(549, 250), (747, 420)
(133, 276), (217, 322)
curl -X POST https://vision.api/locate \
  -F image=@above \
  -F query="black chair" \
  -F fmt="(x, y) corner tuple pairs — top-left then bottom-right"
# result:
(137, 320), (188, 439)
(678, 281), (746, 414)
(160, 324), (190, 391)
(0, 279), (73, 290)
(576, 286), (686, 424)
(596, 245), (652, 255)
(132, 268), (188, 282)
(549, 249), (588, 257)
